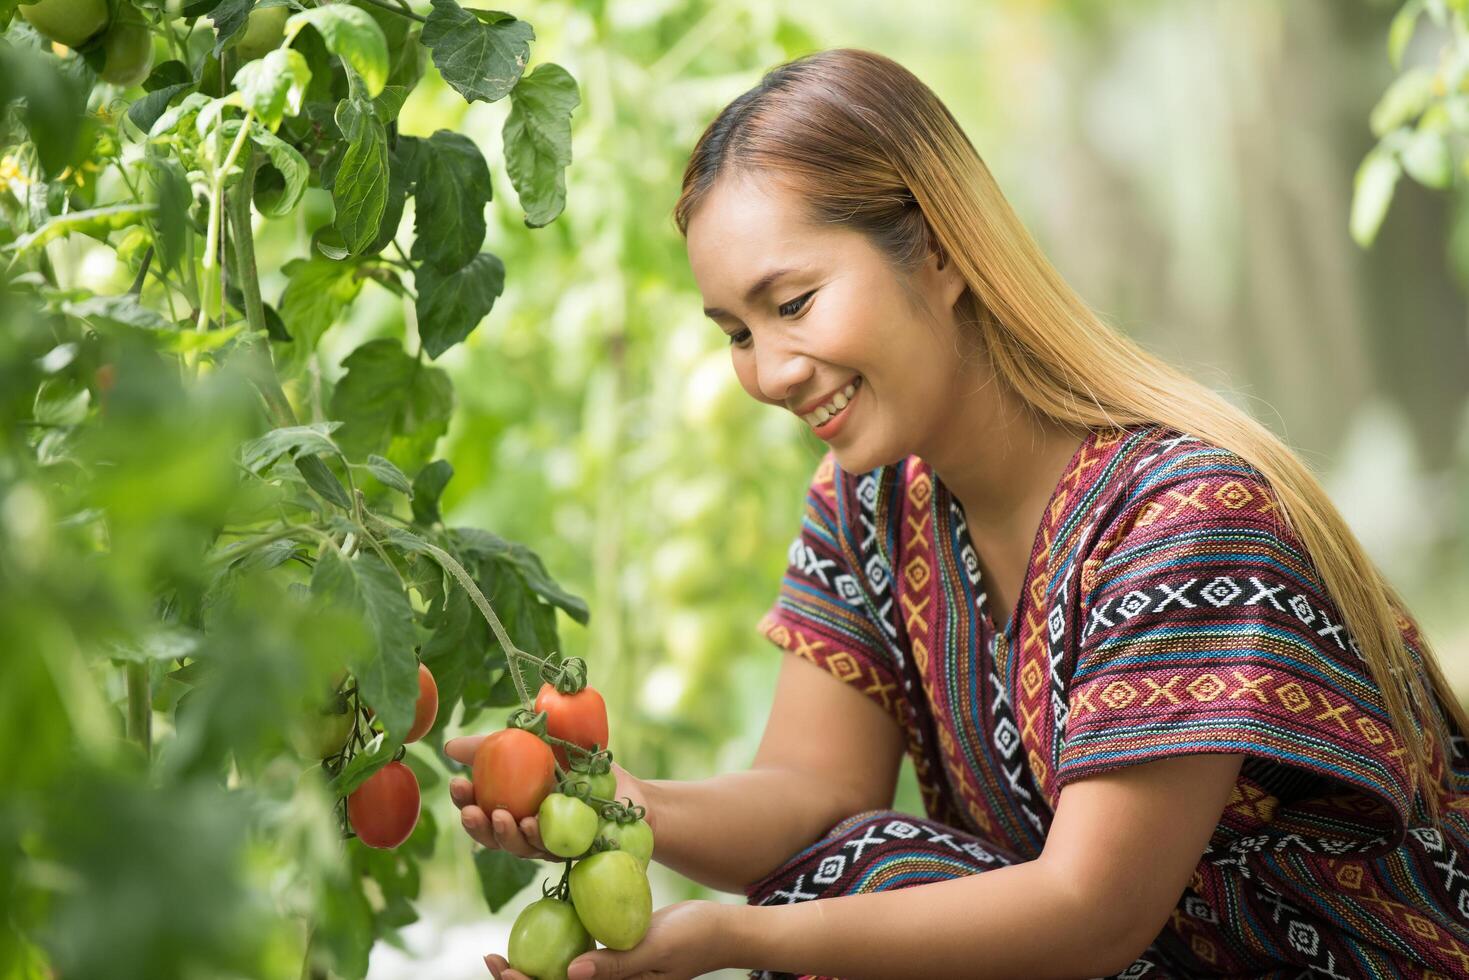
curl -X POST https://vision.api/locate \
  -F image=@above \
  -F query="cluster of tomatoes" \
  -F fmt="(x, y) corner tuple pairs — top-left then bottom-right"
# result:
(293, 662), (653, 978)
(476, 680), (656, 978)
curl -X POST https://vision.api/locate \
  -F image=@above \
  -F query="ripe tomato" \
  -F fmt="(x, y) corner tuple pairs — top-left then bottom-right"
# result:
(534, 682), (608, 771)
(404, 663), (438, 743)
(98, 12), (152, 87)
(596, 816), (653, 870)
(347, 760), (419, 849)
(471, 728), (556, 821)
(17, 0), (108, 47)
(233, 3), (288, 61)
(537, 792), (599, 859)
(568, 849), (651, 951)
(508, 897), (592, 980)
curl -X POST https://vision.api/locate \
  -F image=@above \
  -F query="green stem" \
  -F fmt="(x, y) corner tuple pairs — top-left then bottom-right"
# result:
(354, 0), (425, 22)
(126, 662), (151, 757)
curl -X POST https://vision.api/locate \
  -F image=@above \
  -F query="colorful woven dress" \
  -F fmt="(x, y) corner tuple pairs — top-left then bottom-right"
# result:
(745, 423), (1469, 979)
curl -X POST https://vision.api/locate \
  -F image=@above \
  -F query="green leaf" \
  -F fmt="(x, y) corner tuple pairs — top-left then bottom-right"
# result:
(311, 549), (419, 743)
(1350, 146), (1402, 247)
(410, 130), (492, 271)
(414, 252), (505, 358)
(328, 730), (397, 797)
(411, 459), (453, 525)
(61, 294), (172, 331)
(127, 61), (197, 135)
(297, 455), (352, 509)
(107, 627), (203, 663)
(246, 125), (309, 217)
(472, 848), (539, 913)
(209, 0), (255, 54)
(277, 257), (365, 360)
(0, 45), (89, 178)
(287, 5), (389, 97)
(332, 98), (389, 254)
(1370, 66), (1435, 137)
(451, 527), (589, 625)
(1389, 0), (1425, 70)
(421, 0), (534, 104)
(368, 135), (419, 255)
(233, 49), (312, 130)
(11, 204), (157, 257)
(239, 422), (343, 474)
(330, 339), (454, 466)
(364, 454), (413, 496)
(1402, 128), (1453, 188)
(503, 63), (579, 228)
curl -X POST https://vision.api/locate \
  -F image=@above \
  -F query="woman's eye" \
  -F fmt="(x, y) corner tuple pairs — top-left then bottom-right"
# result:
(778, 291), (814, 318)
(728, 328), (752, 348)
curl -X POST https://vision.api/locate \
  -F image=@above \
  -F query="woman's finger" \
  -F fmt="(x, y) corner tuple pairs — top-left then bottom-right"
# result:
(489, 807), (543, 859)
(449, 777), (475, 810)
(459, 805), (503, 850)
(443, 735), (485, 766)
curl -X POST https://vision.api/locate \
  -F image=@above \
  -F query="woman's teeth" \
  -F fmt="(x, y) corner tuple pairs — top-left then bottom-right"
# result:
(803, 377), (861, 427)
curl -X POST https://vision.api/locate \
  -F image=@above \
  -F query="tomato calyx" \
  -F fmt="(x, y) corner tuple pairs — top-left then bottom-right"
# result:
(539, 654), (590, 695)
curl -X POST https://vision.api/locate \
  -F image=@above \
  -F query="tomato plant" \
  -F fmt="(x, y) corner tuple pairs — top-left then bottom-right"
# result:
(535, 680), (609, 770)
(473, 727), (558, 820)
(0, 0), (586, 972)
(347, 760), (419, 849)
(568, 849), (652, 951)
(508, 896), (594, 980)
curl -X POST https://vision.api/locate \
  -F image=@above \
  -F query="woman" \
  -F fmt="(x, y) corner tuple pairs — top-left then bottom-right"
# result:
(451, 48), (1469, 978)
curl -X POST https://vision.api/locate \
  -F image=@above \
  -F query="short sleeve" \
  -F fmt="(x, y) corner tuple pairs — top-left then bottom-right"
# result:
(1057, 457), (1414, 856)
(757, 454), (907, 727)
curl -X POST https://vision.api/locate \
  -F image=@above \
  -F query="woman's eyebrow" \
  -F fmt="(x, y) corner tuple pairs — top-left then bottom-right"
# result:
(703, 265), (804, 318)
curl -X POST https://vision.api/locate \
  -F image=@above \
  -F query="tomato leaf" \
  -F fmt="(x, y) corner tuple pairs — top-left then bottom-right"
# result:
(421, 0), (534, 105)
(297, 455), (352, 509)
(451, 528), (589, 625)
(61, 293), (172, 332)
(312, 550), (419, 744)
(233, 48), (312, 130)
(410, 458), (453, 526)
(364, 454), (413, 496)
(329, 339), (453, 467)
(244, 124), (309, 217)
(143, 156), (192, 275)
(473, 848), (539, 913)
(276, 256), (365, 365)
(208, 0), (255, 54)
(287, 6), (389, 98)
(503, 63), (579, 228)
(239, 422), (343, 474)
(410, 130), (491, 272)
(12, 204), (157, 257)
(1350, 145), (1402, 248)
(414, 251), (505, 358)
(126, 61), (196, 135)
(329, 730), (396, 797)
(332, 97), (389, 254)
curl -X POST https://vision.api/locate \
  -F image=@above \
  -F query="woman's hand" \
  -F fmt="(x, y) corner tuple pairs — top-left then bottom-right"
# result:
(484, 900), (740, 980)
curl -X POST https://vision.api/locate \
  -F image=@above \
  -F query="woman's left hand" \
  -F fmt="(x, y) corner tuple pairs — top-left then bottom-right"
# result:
(484, 899), (740, 980)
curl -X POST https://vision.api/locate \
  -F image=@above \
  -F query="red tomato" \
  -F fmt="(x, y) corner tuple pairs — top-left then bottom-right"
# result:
(534, 682), (609, 771)
(404, 663), (438, 744)
(471, 728), (557, 821)
(347, 761), (420, 849)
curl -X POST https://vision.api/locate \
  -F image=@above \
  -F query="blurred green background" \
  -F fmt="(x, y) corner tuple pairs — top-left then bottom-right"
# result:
(44, 0), (1469, 974)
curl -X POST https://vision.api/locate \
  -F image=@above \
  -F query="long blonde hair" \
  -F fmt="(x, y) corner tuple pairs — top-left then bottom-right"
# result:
(674, 47), (1466, 829)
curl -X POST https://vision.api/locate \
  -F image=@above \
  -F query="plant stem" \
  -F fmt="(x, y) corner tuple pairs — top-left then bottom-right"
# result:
(126, 662), (151, 758)
(355, 0), (426, 23)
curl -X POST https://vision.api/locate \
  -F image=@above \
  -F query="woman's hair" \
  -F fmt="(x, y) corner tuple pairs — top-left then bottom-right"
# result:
(673, 47), (1467, 828)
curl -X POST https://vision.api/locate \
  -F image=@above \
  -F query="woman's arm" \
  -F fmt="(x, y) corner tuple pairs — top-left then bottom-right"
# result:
(729, 752), (1245, 979)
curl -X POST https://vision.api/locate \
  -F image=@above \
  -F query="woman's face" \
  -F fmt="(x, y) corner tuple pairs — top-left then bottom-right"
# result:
(685, 172), (970, 474)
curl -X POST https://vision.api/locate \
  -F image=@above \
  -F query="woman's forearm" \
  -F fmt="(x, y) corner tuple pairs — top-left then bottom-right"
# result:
(728, 857), (1136, 980)
(639, 767), (861, 895)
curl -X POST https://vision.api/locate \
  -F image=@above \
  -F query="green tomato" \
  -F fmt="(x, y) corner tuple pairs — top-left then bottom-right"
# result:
(595, 816), (653, 870)
(566, 769), (617, 804)
(290, 706), (355, 760)
(538, 792), (599, 859)
(18, 0), (108, 47)
(234, 4), (289, 62)
(568, 850), (650, 951)
(99, 18), (153, 87)
(507, 897), (591, 980)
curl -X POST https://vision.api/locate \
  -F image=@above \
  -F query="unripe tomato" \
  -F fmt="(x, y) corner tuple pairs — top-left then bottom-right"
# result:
(537, 792), (599, 859)
(98, 15), (152, 87)
(404, 663), (438, 743)
(596, 816), (653, 870)
(471, 728), (556, 821)
(290, 705), (354, 760)
(347, 760), (419, 849)
(568, 850), (651, 951)
(534, 682), (609, 771)
(17, 0), (109, 48)
(508, 897), (592, 980)
(233, 3), (288, 62)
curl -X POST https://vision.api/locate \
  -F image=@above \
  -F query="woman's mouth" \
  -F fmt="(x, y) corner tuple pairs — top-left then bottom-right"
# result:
(802, 376), (862, 439)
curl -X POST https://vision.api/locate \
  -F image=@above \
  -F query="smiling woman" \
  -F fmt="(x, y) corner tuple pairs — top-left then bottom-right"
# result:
(637, 47), (1469, 980)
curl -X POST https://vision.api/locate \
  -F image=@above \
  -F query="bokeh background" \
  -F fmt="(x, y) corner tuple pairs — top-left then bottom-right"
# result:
(39, 0), (1469, 975)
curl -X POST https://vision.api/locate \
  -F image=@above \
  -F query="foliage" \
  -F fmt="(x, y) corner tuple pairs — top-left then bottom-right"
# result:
(0, 0), (587, 975)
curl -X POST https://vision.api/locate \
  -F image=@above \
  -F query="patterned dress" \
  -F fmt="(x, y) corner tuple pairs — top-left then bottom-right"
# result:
(745, 423), (1469, 979)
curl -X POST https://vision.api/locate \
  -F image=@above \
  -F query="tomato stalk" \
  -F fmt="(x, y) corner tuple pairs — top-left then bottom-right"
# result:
(125, 661), (150, 757)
